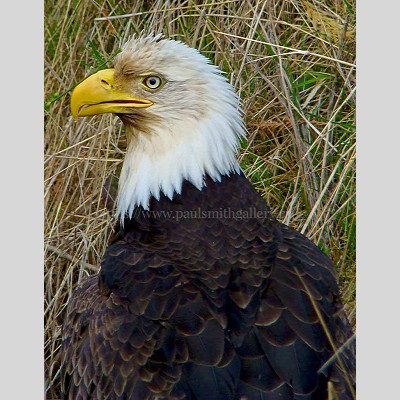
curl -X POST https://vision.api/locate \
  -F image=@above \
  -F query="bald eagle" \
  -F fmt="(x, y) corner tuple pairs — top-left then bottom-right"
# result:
(61, 35), (355, 400)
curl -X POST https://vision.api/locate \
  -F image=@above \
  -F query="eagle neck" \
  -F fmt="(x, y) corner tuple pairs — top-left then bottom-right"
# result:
(119, 171), (273, 243)
(116, 115), (244, 222)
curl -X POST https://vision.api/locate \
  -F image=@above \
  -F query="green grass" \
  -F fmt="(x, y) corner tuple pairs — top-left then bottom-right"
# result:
(44, 1), (356, 397)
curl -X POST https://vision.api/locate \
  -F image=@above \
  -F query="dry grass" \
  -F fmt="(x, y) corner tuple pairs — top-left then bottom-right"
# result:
(44, 0), (356, 397)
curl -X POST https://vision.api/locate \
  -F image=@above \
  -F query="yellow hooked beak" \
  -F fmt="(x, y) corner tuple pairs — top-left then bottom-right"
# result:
(70, 68), (153, 119)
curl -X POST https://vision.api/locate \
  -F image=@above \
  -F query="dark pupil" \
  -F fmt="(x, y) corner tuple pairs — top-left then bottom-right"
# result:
(148, 77), (157, 86)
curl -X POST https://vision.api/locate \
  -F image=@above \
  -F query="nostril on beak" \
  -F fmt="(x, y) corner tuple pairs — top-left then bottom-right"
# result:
(101, 79), (110, 86)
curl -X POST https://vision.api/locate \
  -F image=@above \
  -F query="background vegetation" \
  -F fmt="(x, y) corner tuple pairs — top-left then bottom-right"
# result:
(44, 0), (356, 397)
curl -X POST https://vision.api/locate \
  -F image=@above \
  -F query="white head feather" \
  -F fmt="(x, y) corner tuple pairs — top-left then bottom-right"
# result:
(113, 35), (246, 220)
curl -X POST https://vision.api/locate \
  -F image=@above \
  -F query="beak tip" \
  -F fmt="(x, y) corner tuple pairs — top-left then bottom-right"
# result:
(71, 109), (79, 120)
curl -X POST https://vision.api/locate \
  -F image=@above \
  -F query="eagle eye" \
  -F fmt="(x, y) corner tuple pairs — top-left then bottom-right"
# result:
(143, 75), (163, 90)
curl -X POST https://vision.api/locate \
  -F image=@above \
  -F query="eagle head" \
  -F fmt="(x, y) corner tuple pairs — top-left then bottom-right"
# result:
(71, 34), (246, 219)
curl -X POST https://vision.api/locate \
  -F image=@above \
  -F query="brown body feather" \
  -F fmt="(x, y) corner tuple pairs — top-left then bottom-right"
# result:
(61, 172), (355, 399)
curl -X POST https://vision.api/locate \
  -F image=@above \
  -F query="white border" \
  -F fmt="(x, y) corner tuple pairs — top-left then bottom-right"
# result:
(357, 1), (400, 398)
(2, 2), (44, 399)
